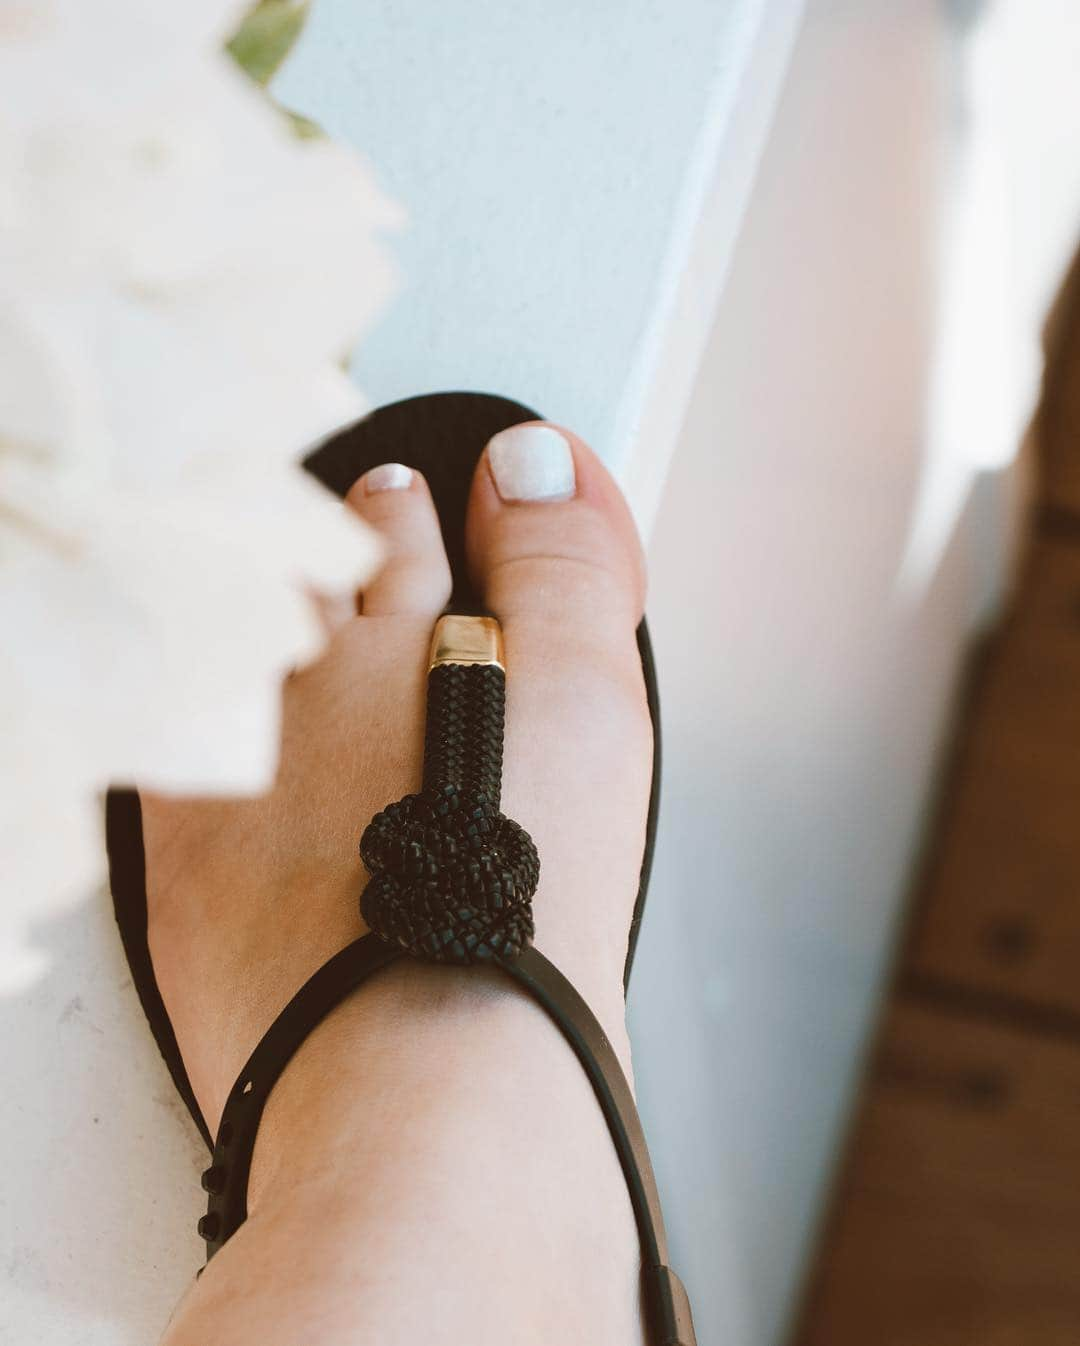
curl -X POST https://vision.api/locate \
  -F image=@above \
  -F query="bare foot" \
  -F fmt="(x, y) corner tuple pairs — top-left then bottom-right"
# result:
(142, 423), (654, 1345)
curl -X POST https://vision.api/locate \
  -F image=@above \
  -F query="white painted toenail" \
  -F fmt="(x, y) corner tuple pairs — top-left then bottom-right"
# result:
(487, 426), (576, 502)
(364, 462), (413, 493)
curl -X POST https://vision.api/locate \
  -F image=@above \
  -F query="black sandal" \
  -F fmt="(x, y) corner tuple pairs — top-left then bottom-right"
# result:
(106, 392), (696, 1346)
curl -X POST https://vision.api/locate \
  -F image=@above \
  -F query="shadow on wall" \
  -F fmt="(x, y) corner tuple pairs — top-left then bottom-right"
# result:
(0, 893), (204, 1344)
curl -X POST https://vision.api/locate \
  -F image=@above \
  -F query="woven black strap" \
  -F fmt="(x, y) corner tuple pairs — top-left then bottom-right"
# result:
(360, 662), (538, 964)
(198, 647), (696, 1346)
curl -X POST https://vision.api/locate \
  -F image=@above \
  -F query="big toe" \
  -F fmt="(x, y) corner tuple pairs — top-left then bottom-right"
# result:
(466, 423), (646, 647)
(465, 424), (652, 993)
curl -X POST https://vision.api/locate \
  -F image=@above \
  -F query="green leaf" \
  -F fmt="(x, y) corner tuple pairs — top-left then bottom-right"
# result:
(284, 109), (322, 139)
(226, 0), (311, 88)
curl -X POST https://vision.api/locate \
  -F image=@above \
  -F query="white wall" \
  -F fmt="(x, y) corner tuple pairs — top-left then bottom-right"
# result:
(629, 4), (980, 1342)
(630, 0), (1080, 1335)
(275, 0), (806, 527)
(628, 4), (1080, 1341)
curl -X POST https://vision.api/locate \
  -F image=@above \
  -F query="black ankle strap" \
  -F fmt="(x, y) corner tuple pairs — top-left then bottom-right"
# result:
(199, 936), (696, 1345)
(197, 935), (401, 1253)
(505, 947), (696, 1346)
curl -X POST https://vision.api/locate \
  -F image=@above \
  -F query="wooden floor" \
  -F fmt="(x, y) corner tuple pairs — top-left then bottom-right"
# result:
(791, 255), (1080, 1346)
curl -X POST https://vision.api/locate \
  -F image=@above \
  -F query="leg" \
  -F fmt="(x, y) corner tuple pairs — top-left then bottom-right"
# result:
(144, 425), (653, 1344)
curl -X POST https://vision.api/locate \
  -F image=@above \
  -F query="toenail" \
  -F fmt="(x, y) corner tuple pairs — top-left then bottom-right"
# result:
(363, 462), (413, 493)
(486, 425), (576, 502)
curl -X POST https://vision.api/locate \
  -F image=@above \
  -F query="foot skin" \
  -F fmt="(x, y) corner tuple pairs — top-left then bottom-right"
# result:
(142, 424), (653, 1346)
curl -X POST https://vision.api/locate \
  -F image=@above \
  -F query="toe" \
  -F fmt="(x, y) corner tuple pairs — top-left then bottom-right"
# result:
(465, 424), (646, 642)
(346, 464), (452, 617)
(466, 423), (652, 997)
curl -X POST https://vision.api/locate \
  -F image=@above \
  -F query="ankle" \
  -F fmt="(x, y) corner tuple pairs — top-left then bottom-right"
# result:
(193, 957), (645, 1345)
(246, 956), (631, 1211)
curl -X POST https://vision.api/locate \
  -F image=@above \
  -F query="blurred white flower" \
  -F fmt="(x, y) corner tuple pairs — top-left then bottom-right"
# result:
(0, 0), (400, 985)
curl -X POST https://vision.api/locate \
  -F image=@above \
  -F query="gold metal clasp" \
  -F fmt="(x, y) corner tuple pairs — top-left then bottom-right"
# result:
(428, 614), (505, 671)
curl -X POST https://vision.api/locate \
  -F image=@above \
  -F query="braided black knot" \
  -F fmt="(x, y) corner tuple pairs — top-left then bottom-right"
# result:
(360, 784), (538, 964)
